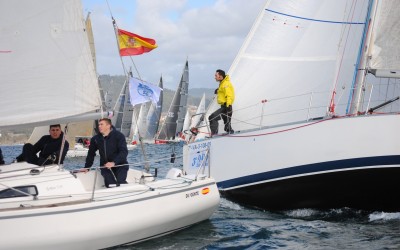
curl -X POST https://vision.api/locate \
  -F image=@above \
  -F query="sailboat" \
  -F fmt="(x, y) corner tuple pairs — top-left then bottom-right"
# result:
(113, 78), (137, 150)
(126, 77), (162, 145)
(156, 60), (190, 143)
(0, 1), (219, 249)
(183, 0), (400, 212)
(144, 76), (164, 142)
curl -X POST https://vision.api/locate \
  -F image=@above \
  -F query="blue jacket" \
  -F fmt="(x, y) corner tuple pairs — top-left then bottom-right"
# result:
(85, 127), (128, 168)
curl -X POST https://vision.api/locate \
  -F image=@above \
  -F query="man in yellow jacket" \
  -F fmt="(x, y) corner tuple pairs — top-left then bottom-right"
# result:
(209, 69), (235, 135)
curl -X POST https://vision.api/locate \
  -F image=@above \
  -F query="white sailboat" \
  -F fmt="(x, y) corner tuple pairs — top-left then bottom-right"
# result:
(113, 78), (137, 150)
(0, 1), (219, 249)
(184, 0), (400, 211)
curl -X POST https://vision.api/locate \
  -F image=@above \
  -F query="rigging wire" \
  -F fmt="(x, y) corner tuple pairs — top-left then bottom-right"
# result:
(105, 0), (150, 172)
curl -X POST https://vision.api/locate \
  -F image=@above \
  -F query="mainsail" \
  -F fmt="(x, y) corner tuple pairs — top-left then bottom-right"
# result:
(0, 0), (103, 129)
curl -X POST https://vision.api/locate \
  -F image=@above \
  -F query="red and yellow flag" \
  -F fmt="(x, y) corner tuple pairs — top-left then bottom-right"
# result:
(117, 29), (157, 56)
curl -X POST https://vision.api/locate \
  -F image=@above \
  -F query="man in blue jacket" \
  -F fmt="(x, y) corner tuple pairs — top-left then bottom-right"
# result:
(16, 124), (69, 166)
(84, 118), (129, 188)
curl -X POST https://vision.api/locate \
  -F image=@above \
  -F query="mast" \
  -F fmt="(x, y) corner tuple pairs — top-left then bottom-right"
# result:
(347, 0), (376, 115)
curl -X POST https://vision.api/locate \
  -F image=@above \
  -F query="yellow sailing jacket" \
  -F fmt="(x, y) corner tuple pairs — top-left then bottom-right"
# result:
(217, 75), (235, 106)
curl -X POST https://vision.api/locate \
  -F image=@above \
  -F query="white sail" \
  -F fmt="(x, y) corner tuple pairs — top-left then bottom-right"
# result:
(137, 102), (151, 139)
(0, 0), (102, 128)
(190, 93), (206, 129)
(205, 0), (368, 132)
(182, 110), (191, 134)
(368, 0), (400, 78)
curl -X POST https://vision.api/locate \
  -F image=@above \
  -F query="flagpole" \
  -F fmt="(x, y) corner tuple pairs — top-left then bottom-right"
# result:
(106, 1), (151, 173)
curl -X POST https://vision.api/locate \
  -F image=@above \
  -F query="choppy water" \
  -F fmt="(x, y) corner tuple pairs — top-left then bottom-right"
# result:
(1, 144), (399, 249)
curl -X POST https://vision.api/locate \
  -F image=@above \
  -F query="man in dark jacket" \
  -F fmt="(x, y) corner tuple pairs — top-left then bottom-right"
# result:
(84, 118), (129, 188)
(16, 124), (69, 166)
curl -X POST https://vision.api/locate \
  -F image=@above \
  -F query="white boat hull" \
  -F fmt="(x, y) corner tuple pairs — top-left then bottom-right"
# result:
(66, 143), (90, 158)
(184, 114), (400, 211)
(0, 164), (219, 249)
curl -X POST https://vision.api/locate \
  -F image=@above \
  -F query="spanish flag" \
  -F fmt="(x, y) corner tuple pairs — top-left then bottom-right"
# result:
(117, 29), (157, 56)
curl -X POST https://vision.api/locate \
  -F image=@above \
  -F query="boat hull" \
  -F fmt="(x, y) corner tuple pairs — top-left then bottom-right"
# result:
(184, 114), (400, 211)
(222, 166), (400, 211)
(0, 166), (220, 249)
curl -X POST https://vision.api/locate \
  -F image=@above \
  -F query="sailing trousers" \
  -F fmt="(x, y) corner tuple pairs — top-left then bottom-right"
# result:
(16, 144), (55, 166)
(101, 165), (129, 188)
(209, 105), (233, 135)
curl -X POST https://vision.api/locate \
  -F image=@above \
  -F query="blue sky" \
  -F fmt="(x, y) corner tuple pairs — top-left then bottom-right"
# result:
(82, 0), (265, 89)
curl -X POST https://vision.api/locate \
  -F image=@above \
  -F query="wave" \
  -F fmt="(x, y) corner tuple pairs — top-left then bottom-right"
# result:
(220, 198), (242, 210)
(369, 212), (400, 222)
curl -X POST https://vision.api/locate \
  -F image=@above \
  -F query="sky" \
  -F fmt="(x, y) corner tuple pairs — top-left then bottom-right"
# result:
(82, 0), (265, 90)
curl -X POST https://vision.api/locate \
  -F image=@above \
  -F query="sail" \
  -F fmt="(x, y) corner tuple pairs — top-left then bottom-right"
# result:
(204, 0), (368, 132)
(157, 60), (189, 140)
(146, 76), (164, 140)
(182, 110), (191, 134)
(128, 107), (140, 142)
(120, 82), (135, 137)
(368, 0), (400, 78)
(137, 102), (151, 140)
(190, 93), (206, 129)
(85, 12), (97, 72)
(0, 0), (102, 129)
(113, 79), (134, 137)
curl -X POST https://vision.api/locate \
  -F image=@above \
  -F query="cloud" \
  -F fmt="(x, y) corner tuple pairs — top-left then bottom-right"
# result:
(85, 0), (265, 89)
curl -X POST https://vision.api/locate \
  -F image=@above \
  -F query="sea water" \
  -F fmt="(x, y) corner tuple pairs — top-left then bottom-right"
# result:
(1, 144), (399, 249)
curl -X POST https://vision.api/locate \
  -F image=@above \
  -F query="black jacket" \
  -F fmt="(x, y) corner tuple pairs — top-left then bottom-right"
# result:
(35, 133), (69, 165)
(85, 127), (128, 168)
(0, 147), (4, 165)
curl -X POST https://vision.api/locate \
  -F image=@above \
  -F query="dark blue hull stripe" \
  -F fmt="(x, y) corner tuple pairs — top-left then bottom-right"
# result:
(218, 155), (400, 189)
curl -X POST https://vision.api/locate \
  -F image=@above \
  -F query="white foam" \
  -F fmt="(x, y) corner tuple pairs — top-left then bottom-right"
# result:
(369, 212), (400, 222)
(285, 208), (318, 218)
(220, 198), (242, 210)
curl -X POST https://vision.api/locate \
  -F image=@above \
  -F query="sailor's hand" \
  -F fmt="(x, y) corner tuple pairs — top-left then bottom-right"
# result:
(105, 162), (115, 169)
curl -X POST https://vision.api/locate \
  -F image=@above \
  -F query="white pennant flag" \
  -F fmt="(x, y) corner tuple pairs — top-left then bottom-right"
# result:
(129, 77), (162, 106)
